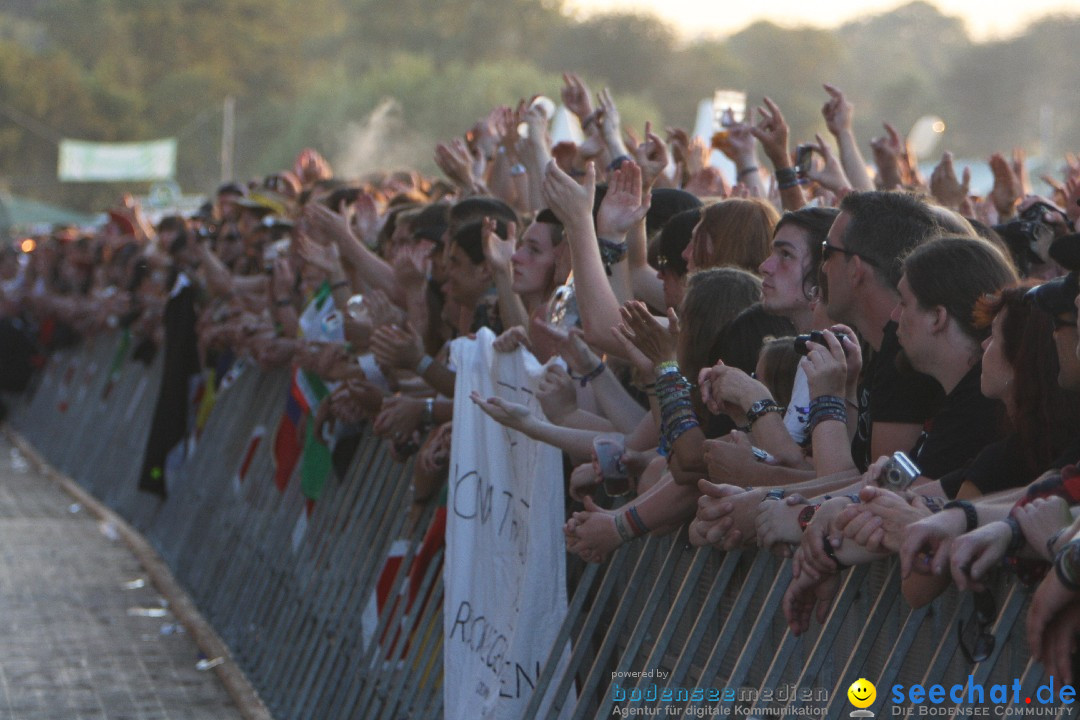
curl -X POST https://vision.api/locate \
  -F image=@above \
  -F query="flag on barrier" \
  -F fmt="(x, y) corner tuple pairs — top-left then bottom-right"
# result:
(362, 504), (447, 660)
(138, 272), (200, 497)
(273, 375), (308, 492)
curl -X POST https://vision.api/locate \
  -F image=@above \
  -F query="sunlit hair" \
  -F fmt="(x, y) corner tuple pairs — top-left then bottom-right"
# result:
(690, 198), (778, 273)
(973, 283), (1080, 476)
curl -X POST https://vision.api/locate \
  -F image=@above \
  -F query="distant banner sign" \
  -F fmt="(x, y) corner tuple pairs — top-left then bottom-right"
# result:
(58, 138), (177, 182)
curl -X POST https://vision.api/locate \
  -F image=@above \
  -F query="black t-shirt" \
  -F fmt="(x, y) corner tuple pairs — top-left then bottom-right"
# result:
(938, 433), (1026, 499)
(911, 361), (1004, 481)
(1050, 437), (1080, 470)
(850, 321), (944, 471)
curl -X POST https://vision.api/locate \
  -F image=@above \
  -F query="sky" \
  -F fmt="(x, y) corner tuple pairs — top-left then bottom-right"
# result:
(566, 0), (1080, 41)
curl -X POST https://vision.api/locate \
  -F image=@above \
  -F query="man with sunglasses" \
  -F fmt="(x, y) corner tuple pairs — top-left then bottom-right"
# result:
(819, 191), (945, 471)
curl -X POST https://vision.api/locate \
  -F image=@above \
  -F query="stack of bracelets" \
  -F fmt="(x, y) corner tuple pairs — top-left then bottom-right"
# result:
(613, 506), (651, 543)
(808, 395), (847, 434)
(655, 361), (699, 454)
(775, 166), (808, 191)
(1055, 537), (1080, 591)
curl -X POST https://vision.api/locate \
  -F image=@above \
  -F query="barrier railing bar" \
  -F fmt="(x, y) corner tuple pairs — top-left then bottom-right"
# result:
(519, 561), (603, 719)
(593, 534), (695, 719)
(570, 537), (665, 720)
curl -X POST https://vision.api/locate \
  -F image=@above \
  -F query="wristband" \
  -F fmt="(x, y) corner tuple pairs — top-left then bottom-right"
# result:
(613, 513), (635, 543)
(598, 237), (628, 276)
(330, 279), (349, 290)
(625, 506), (650, 537)
(764, 489), (786, 501)
(922, 496), (943, 514)
(778, 178), (808, 191)
(737, 165), (759, 180)
(1047, 527), (1069, 560)
(746, 398), (782, 426)
(655, 361), (680, 378)
(416, 354), (435, 375)
(943, 500), (978, 533)
(1003, 515), (1025, 556)
(570, 360), (605, 387)
(775, 166), (798, 185)
(1054, 539), (1080, 592)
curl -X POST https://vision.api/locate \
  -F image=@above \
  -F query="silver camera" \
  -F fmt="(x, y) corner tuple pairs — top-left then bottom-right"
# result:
(880, 451), (921, 491)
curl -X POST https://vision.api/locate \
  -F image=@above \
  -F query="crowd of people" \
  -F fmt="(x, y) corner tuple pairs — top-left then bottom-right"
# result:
(4, 72), (1080, 686)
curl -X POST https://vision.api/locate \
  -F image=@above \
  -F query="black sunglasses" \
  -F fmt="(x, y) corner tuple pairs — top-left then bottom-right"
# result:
(822, 241), (876, 266)
(958, 590), (997, 663)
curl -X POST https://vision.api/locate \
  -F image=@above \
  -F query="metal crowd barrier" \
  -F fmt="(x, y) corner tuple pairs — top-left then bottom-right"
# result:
(7, 332), (1074, 719)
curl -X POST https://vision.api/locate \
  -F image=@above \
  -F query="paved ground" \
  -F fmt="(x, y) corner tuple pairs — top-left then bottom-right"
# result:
(0, 434), (242, 720)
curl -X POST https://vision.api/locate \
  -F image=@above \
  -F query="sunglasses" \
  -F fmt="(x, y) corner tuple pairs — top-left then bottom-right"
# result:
(822, 241), (876, 266)
(958, 590), (997, 664)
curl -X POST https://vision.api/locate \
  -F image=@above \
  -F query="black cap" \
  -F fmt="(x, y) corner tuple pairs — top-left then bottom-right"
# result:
(1027, 271), (1078, 317)
(1026, 233), (1080, 317)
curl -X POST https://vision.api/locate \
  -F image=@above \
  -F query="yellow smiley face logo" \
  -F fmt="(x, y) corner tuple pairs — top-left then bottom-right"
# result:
(847, 678), (876, 708)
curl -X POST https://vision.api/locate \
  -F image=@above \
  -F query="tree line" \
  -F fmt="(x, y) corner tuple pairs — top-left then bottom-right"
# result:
(0, 0), (1077, 211)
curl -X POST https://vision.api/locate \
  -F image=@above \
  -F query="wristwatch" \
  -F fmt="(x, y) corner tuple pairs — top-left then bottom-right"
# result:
(798, 504), (820, 532)
(746, 398), (782, 426)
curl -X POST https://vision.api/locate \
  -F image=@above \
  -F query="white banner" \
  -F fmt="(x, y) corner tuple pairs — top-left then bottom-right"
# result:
(445, 328), (573, 720)
(58, 138), (177, 182)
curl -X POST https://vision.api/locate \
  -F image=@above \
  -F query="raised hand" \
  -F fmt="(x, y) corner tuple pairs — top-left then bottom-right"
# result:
(560, 72), (595, 123)
(821, 84), (854, 137)
(614, 301), (678, 368)
(541, 159), (595, 231)
(596, 160), (651, 238)
(870, 122), (905, 190)
(929, 152), (971, 211)
(481, 216), (517, 274)
(805, 134), (852, 194)
(989, 152), (1022, 219)
(633, 122), (670, 190)
(749, 97), (792, 167)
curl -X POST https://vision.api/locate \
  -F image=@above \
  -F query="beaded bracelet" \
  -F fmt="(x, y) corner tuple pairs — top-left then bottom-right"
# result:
(656, 371), (699, 447)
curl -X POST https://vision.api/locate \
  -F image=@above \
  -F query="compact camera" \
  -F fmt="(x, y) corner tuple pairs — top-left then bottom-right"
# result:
(880, 451), (921, 491)
(794, 330), (848, 356)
